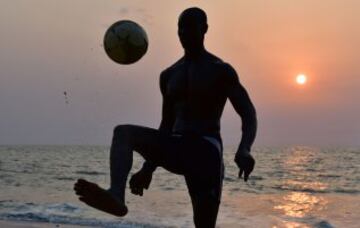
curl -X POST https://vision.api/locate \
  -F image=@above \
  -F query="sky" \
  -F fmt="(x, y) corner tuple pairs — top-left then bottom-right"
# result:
(0, 0), (359, 146)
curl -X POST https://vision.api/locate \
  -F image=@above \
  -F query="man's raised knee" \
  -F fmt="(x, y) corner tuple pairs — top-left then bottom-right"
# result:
(113, 124), (134, 138)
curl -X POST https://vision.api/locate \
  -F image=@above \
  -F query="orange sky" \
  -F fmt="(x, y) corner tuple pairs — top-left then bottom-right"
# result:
(0, 0), (359, 146)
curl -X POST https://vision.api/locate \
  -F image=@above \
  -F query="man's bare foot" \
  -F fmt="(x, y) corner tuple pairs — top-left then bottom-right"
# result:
(74, 178), (128, 217)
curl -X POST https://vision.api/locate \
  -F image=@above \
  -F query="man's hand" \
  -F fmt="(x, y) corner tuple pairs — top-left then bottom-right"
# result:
(129, 169), (153, 196)
(234, 148), (255, 182)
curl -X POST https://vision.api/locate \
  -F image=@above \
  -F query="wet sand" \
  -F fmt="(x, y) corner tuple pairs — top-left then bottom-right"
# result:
(0, 220), (86, 228)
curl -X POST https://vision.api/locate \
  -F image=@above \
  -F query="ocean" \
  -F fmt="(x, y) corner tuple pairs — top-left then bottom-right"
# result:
(0, 145), (359, 227)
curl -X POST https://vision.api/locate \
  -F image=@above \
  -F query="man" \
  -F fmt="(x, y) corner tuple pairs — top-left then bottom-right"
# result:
(74, 7), (257, 228)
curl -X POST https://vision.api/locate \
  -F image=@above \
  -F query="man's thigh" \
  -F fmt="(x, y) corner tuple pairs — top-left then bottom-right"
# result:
(125, 124), (222, 175)
(122, 124), (189, 174)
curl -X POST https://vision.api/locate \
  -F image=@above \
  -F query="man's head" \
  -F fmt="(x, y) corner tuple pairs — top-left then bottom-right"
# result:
(178, 7), (208, 51)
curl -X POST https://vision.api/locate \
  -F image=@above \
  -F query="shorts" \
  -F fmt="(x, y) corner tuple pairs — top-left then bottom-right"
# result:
(149, 132), (225, 204)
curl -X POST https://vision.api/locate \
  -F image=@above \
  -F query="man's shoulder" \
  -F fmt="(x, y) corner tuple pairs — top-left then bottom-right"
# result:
(221, 62), (237, 76)
(161, 57), (185, 76)
(207, 56), (239, 85)
(206, 52), (222, 62)
(206, 52), (236, 73)
(159, 53), (238, 79)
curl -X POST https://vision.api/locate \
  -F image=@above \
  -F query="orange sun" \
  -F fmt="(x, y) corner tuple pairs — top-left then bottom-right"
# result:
(296, 74), (307, 85)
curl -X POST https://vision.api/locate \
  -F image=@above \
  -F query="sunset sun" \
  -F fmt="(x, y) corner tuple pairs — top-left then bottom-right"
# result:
(296, 74), (307, 85)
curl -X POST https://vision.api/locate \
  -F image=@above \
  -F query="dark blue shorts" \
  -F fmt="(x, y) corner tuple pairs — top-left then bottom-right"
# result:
(142, 132), (224, 203)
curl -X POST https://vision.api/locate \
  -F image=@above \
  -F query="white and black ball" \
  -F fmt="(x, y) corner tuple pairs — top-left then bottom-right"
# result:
(104, 20), (148, 64)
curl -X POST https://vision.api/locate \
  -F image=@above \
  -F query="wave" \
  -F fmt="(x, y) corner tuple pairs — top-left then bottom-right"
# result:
(271, 185), (360, 194)
(75, 170), (107, 175)
(0, 202), (169, 228)
(334, 189), (360, 194)
(0, 214), (167, 228)
(55, 176), (77, 181)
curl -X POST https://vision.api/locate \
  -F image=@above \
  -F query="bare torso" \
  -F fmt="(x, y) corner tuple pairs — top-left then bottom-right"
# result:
(162, 51), (230, 138)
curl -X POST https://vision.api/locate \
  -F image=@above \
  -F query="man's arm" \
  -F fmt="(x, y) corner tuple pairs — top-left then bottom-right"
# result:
(224, 64), (257, 181)
(225, 64), (257, 151)
(142, 71), (175, 173)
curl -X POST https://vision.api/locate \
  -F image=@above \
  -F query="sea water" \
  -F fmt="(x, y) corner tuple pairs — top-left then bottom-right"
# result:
(0, 145), (359, 227)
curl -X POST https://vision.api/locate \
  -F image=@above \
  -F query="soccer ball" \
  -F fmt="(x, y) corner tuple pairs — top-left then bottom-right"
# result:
(103, 20), (148, 64)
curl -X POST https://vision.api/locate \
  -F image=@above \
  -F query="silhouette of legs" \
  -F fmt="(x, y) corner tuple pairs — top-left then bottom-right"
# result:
(185, 163), (223, 228)
(74, 124), (224, 225)
(74, 178), (128, 216)
(74, 124), (167, 216)
(107, 124), (188, 203)
(189, 193), (220, 228)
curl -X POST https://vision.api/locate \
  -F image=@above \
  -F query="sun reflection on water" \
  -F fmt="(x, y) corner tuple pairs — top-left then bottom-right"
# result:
(273, 221), (312, 228)
(282, 180), (329, 192)
(274, 192), (327, 218)
(274, 146), (329, 226)
(283, 146), (317, 171)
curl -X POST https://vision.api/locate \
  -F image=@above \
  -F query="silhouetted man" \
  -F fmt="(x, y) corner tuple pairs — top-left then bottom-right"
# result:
(74, 7), (257, 228)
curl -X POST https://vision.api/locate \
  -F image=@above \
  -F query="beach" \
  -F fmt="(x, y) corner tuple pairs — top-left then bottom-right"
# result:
(0, 220), (85, 228)
(0, 145), (359, 227)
